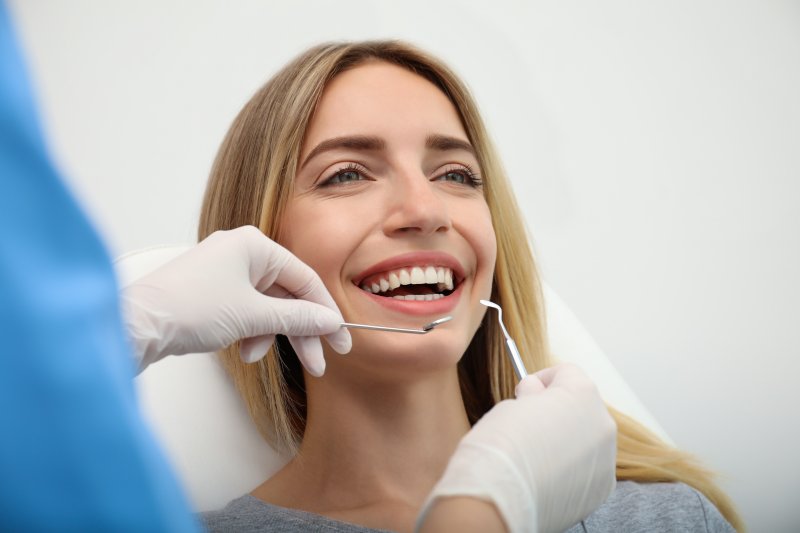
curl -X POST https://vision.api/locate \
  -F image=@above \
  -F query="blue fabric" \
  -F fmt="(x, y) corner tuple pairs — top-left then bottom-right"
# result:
(0, 5), (199, 531)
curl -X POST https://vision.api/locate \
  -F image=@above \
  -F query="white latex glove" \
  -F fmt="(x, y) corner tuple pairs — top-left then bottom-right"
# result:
(122, 226), (351, 376)
(419, 363), (617, 533)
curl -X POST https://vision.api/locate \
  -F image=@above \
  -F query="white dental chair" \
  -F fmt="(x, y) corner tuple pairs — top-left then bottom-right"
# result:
(116, 245), (671, 513)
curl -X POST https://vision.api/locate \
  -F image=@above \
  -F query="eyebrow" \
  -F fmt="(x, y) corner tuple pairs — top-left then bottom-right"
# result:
(300, 134), (476, 170)
(300, 136), (385, 170)
(425, 134), (476, 156)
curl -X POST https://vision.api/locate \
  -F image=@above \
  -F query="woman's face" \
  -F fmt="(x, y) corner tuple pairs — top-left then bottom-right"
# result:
(281, 61), (496, 376)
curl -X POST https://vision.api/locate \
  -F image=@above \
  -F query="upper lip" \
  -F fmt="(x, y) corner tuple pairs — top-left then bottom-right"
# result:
(353, 251), (466, 287)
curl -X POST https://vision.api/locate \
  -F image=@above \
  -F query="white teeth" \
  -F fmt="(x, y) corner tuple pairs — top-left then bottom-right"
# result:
(360, 265), (456, 296)
(424, 266), (438, 284)
(410, 266), (426, 284)
(392, 294), (444, 301)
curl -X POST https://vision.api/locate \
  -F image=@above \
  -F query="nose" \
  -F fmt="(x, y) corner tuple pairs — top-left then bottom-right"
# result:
(382, 169), (451, 237)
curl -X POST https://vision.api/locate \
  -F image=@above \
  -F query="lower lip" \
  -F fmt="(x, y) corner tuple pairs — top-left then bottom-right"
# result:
(356, 282), (464, 316)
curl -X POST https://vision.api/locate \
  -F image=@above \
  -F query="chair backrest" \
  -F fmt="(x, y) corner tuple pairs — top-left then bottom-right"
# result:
(116, 245), (670, 512)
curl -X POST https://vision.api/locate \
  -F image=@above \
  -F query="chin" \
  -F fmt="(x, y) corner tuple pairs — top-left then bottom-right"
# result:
(339, 329), (468, 378)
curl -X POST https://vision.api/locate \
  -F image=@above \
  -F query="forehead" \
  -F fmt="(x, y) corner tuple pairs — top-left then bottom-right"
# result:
(301, 61), (469, 152)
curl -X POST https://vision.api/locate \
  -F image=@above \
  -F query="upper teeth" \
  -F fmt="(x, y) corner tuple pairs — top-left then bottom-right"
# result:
(361, 266), (454, 294)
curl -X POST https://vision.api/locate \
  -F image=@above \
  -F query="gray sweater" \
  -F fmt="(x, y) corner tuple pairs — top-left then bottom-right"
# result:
(202, 480), (735, 532)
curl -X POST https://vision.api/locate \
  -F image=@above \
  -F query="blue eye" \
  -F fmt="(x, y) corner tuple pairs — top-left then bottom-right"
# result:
(435, 166), (482, 188)
(320, 164), (368, 187)
(441, 171), (469, 184)
(329, 170), (362, 184)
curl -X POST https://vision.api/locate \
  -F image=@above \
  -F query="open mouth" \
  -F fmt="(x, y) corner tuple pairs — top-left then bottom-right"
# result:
(358, 266), (457, 301)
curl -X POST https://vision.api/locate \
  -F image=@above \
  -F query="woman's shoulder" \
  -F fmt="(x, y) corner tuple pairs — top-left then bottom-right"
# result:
(567, 480), (736, 533)
(201, 495), (390, 533)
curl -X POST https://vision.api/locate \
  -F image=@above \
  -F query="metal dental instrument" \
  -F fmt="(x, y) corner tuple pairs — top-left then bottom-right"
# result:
(480, 300), (528, 381)
(340, 316), (452, 335)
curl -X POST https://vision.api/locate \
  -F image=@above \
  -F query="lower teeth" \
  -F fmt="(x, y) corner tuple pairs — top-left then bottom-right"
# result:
(392, 294), (444, 301)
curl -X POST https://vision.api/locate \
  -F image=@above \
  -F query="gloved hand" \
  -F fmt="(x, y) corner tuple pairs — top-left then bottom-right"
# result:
(121, 225), (351, 376)
(419, 363), (617, 533)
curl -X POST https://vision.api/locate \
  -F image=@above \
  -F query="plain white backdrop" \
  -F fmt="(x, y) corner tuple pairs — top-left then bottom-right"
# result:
(9, 1), (799, 531)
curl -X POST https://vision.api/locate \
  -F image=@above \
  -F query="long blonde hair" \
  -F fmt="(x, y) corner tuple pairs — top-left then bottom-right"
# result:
(198, 41), (742, 531)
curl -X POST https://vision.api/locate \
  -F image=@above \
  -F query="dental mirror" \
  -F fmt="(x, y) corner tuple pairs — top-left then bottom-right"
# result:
(341, 316), (452, 335)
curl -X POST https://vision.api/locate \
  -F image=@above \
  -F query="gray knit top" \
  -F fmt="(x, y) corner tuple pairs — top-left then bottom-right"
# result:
(202, 480), (735, 532)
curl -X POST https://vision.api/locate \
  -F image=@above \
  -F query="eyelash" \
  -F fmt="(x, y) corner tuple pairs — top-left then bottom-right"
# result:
(437, 164), (483, 188)
(318, 163), (483, 189)
(318, 163), (369, 187)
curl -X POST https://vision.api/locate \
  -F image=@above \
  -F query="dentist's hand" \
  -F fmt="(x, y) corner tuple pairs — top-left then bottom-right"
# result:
(419, 363), (617, 533)
(121, 226), (351, 376)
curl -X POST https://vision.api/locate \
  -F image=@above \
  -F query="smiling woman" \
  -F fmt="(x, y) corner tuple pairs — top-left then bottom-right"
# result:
(198, 41), (742, 532)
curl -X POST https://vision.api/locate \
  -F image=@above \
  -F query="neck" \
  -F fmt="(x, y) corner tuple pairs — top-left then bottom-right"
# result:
(259, 359), (470, 516)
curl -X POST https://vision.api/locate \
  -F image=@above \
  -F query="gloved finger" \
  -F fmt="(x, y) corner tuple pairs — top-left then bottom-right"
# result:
(323, 331), (351, 354)
(514, 374), (546, 397)
(541, 364), (603, 401)
(253, 288), (352, 354)
(268, 273), (352, 352)
(239, 334), (276, 363)
(262, 284), (291, 298)
(266, 297), (351, 354)
(533, 362), (585, 388)
(287, 335), (326, 377)
(245, 228), (330, 305)
(259, 286), (351, 354)
(244, 295), (345, 337)
(530, 364), (561, 387)
(243, 230), (351, 351)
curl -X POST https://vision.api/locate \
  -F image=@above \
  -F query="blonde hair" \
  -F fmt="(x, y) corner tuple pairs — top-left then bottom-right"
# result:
(198, 41), (742, 531)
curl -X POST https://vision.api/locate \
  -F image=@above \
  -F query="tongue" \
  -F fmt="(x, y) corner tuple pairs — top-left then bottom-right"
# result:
(382, 285), (437, 297)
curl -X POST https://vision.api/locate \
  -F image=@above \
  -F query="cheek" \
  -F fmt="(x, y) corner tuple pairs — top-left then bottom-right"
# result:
(482, 223), (498, 276)
(468, 203), (498, 282)
(279, 205), (322, 270)
(279, 201), (355, 289)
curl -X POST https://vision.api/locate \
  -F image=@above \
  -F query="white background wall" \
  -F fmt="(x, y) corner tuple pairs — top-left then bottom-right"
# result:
(9, 1), (799, 531)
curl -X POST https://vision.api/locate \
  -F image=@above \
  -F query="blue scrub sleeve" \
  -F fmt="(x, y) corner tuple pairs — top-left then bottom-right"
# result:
(0, 5), (200, 531)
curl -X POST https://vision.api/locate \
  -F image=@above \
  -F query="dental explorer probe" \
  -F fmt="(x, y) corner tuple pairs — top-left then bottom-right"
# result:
(340, 316), (452, 335)
(480, 300), (528, 381)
